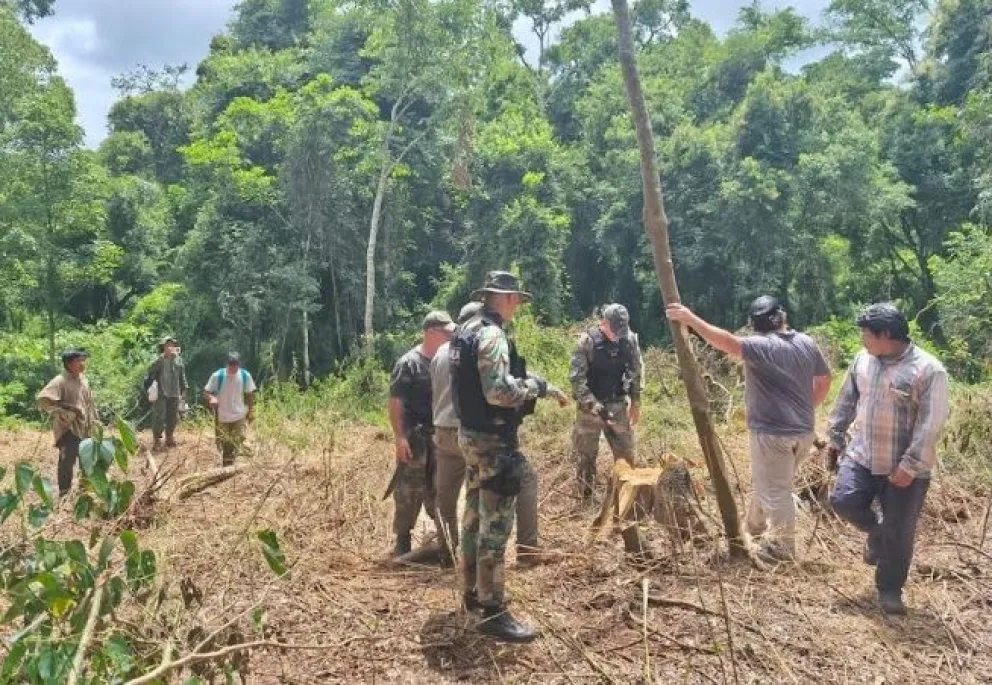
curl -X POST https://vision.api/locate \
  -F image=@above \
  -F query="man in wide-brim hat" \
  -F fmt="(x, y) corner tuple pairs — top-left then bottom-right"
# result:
(469, 271), (534, 303)
(450, 271), (568, 643)
(144, 335), (188, 452)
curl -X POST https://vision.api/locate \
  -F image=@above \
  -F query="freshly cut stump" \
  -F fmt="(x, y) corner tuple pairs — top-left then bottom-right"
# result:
(590, 459), (709, 556)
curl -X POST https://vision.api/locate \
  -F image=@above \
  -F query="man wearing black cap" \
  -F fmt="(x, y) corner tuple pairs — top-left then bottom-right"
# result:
(204, 352), (257, 466)
(451, 271), (568, 642)
(145, 335), (188, 452)
(569, 303), (643, 501)
(37, 350), (99, 495)
(667, 297), (832, 562)
(386, 310), (457, 557)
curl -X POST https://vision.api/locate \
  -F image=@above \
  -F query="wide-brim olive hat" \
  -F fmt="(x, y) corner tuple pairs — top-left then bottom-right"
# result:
(470, 271), (533, 303)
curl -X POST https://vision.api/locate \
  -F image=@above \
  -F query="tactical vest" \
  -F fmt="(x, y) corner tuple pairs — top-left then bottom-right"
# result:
(587, 327), (633, 402)
(451, 312), (527, 435)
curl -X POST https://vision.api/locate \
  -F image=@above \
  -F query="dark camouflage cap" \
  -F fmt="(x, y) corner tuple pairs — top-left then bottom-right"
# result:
(457, 302), (482, 324)
(470, 271), (532, 303)
(602, 303), (630, 338)
(423, 310), (456, 332)
(61, 349), (88, 365)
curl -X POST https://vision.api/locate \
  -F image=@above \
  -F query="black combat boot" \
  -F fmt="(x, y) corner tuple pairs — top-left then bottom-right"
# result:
(463, 589), (482, 613)
(478, 606), (538, 643)
(394, 532), (411, 557)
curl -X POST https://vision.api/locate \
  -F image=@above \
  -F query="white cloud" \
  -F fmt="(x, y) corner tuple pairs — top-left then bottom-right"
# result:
(28, 0), (833, 148)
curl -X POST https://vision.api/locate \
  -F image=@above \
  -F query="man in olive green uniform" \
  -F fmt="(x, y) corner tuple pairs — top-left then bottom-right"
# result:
(37, 350), (99, 495)
(451, 271), (568, 642)
(570, 304), (643, 500)
(145, 335), (187, 452)
(387, 311), (457, 556)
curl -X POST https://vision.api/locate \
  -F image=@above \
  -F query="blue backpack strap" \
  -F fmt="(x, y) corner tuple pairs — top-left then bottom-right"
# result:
(215, 368), (227, 393)
(240, 369), (248, 387)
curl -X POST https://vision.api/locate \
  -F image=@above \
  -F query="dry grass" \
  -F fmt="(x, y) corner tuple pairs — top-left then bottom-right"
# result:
(1, 397), (991, 684)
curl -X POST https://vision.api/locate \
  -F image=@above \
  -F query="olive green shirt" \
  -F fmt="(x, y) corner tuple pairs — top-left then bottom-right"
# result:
(147, 355), (188, 398)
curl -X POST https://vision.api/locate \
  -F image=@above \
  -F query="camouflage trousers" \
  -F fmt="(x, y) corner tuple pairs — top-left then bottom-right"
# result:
(572, 400), (636, 496)
(459, 429), (532, 609)
(215, 419), (248, 467)
(151, 396), (180, 440)
(434, 427), (538, 558)
(393, 428), (437, 535)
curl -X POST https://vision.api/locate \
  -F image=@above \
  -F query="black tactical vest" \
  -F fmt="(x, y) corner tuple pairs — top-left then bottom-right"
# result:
(587, 327), (634, 402)
(451, 312), (525, 435)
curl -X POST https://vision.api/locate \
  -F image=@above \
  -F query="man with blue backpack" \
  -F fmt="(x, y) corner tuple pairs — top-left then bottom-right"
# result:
(203, 352), (257, 466)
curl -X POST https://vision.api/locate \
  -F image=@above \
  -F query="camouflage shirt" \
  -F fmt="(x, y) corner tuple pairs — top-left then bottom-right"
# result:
(569, 329), (643, 412)
(462, 312), (543, 410)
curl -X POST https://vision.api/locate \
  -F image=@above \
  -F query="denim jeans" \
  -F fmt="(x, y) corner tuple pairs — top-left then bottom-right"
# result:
(829, 458), (930, 594)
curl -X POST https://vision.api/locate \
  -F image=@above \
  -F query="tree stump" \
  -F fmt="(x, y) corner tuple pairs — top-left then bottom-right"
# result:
(590, 459), (709, 557)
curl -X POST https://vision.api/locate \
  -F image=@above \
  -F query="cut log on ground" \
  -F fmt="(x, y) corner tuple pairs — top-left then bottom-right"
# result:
(168, 465), (246, 502)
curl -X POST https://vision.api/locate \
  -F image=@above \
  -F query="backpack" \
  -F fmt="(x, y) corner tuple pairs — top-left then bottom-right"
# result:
(215, 368), (249, 393)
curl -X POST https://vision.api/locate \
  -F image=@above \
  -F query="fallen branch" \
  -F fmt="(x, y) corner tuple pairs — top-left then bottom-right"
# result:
(624, 609), (719, 655)
(67, 582), (104, 685)
(124, 636), (382, 685)
(168, 465), (246, 502)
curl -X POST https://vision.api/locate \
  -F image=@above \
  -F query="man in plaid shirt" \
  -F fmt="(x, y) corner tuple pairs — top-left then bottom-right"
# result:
(827, 303), (950, 615)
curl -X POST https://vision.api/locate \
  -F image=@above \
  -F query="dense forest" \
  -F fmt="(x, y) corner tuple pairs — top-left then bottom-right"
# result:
(1, 0), (991, 419)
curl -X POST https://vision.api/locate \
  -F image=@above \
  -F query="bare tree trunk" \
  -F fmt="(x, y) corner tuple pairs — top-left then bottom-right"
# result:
(364, 142), (391, 345)
(301, 310), (311, 387)
(610, 0), (743, 555)
(329, 258), (343, 358)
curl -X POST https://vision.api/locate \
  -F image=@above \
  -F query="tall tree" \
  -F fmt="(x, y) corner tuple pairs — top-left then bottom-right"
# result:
(358, 0), (485, 340)
(610, 0), (743, 552)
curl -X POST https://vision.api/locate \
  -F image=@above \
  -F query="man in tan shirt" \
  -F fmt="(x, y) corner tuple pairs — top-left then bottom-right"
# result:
(37, 349), (99, 495)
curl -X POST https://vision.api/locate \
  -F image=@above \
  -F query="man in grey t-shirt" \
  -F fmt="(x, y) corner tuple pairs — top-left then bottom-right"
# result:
(667, 296), (832, 562)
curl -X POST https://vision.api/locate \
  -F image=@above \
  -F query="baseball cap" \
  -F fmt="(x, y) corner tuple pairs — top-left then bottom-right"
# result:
(749, 296), (782, 319)
(602, 304), (630, 338)
(457, 302), (482, 324)
(225, 352), (241, 366)
(423, 310), (456, 333)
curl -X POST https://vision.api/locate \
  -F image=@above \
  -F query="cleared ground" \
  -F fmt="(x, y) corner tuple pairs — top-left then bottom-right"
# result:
(2, 396), (989, 684)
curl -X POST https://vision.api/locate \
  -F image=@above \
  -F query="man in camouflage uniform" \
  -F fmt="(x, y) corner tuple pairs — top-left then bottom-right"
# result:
(145, 335), (188, 452)
(569, 304), (643, 501)
(432, 302), (545, 569)
(387, 311), (457, 556)
(451, 271), (568, 642)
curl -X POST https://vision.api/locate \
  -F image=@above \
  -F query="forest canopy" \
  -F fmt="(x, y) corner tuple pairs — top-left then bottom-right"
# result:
(1, 0), (991, 420)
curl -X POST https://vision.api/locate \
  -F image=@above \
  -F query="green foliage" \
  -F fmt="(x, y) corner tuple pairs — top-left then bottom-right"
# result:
(0, 420), (155, 682)
(930, 225), (992, 381)
(2, 0), (992, 427)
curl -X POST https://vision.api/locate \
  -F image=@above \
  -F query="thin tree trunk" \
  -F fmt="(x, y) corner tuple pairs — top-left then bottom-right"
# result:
(610, 0), (744, 555)
(364, 141), (392, 345)
(329, 258), (343, 358)
(301, 310), (311, 387)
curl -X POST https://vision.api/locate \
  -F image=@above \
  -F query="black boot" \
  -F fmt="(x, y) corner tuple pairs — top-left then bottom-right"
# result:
(394, 532), (411, 557)
(463, 589), (482, 613)
(478, 606), (538, 643)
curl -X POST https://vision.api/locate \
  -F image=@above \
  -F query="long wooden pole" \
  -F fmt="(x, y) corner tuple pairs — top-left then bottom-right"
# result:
(610, 0), (744, 554)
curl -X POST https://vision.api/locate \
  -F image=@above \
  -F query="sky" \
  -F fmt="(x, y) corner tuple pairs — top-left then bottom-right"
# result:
(28, 0), (831, 148)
